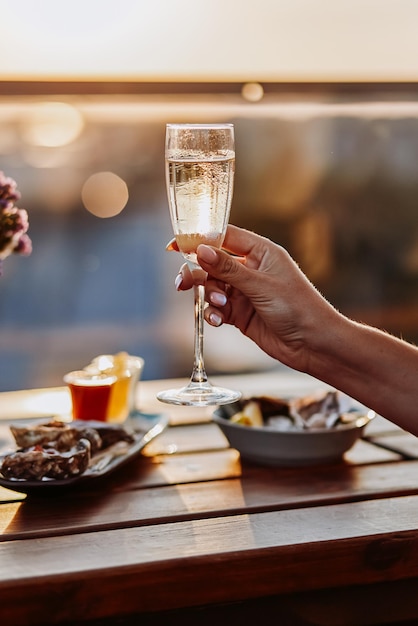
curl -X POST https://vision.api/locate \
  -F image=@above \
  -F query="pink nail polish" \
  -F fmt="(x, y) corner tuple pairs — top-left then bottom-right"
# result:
(174, 274), (183, 290)
(209, 313), (222, 327)
(211, 292), (227, 307)
(198, 245), (217, 264)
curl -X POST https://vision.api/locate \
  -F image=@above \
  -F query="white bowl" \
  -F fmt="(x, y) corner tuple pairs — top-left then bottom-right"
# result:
(213, 396), (375, 467)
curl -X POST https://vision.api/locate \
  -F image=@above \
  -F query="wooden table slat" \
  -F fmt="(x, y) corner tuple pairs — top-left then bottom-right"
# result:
(0, 374), (417, 626)
(1, 456), (418, 542)
(1, 496), (418, 625)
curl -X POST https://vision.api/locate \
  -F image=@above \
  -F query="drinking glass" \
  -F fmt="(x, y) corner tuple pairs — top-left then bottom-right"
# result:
(63, 370), (117, 421)
(157, 123), (242, 406)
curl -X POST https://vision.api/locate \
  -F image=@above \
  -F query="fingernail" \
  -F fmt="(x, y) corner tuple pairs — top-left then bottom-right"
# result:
(209, 312), (222, 327)
(198, 245), (217, 265)
(166, 238), (178, 251)
(210, 292), (227, 307)
(174, 273), (183, 290)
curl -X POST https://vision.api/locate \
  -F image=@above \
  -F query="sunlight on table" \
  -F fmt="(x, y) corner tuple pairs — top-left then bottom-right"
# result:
(0, 388), (71, 421)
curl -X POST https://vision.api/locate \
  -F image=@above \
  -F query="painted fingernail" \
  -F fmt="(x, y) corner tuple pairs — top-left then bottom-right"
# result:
(198, 245), (217, 264)
(210, 292), (227, 306)
(209, 312), (222, 326)
(174, 273), (183, 290)
(166, 238), (178, 251)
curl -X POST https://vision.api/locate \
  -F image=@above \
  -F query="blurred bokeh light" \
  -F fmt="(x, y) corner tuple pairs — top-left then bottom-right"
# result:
(21, 102), (84, 147)
(82, 172), (129, 218)
(0, 0), (418, 391)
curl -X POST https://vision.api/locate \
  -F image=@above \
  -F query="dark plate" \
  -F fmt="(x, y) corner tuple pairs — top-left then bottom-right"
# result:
(0, 412), (169, 494)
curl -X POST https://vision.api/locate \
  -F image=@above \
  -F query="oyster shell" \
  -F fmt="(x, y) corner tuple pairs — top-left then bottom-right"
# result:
(1, 419), (136, 481)
(289, 391), (354, 429)
(10, 420), (103, 454)
(1, 439), (91, 480)
(230, 390), (357, 431)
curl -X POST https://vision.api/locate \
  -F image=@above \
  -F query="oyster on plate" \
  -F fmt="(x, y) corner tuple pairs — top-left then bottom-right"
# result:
(1, 439), (91, 480)
(10, 420), (102, 454)
(1, 419), (135, 481)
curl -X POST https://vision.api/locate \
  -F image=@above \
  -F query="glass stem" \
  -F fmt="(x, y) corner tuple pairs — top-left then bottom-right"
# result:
(190, 284), (208, 384)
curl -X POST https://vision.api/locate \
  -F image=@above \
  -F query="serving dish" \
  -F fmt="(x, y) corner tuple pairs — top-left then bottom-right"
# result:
(213, 391), (375, 467)
(0, 411), (168, 494)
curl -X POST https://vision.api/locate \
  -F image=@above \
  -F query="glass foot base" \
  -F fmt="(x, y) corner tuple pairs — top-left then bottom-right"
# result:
(157, 382), (241, 407)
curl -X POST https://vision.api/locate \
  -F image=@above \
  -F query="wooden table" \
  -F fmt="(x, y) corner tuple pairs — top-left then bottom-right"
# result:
(1, 369), (418, 626)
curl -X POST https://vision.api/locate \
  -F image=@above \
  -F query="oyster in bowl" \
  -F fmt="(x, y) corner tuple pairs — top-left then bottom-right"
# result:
(213, 390), (374, 467)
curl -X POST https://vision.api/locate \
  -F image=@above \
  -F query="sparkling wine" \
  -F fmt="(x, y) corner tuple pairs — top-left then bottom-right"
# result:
(157, 123), (241, 406)
(175, 232), (224, 255)
(166, 156), (235, 262)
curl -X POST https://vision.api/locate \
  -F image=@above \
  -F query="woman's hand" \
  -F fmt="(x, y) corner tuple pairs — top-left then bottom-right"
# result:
(171, 225), (338, 373)
(168, 224), (418, 432)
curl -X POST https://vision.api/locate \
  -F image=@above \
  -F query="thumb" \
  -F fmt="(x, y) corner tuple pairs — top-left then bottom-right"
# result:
(197, 244), (247, 285)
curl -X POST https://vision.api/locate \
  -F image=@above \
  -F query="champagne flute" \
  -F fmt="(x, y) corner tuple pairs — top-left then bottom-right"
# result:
(157, 123), (242, 406)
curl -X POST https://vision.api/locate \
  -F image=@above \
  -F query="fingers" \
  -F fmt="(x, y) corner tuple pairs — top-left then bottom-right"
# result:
(174, 264), (207, 290)
(166, 227), (264, 303)
(220, 225), (271, 269)
(205, 306), (224, 327)
(174, 263), (229, 325)
(197, 244), (249, 286)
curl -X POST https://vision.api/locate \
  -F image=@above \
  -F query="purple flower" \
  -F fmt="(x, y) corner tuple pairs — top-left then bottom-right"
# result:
(0, 172), (20, 209)
(0, 171), (31, 274)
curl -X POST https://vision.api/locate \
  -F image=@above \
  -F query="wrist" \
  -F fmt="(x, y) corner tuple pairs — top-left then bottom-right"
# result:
(305, 308), (354, 383)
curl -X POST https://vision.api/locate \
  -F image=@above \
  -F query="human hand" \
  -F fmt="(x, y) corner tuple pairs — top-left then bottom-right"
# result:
(169, 225), (418, 432)
(169, 225), (338, 373)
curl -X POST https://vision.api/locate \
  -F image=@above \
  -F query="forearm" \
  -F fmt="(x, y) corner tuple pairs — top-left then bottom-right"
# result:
(308, 313), (418, 435)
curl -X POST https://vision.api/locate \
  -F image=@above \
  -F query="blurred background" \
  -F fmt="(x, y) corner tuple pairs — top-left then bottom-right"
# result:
(0, 0), (418, 391)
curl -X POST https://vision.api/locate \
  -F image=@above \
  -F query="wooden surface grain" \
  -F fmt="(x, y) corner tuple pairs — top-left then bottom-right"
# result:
(0, 372), (418, 626)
